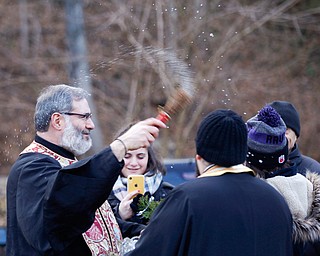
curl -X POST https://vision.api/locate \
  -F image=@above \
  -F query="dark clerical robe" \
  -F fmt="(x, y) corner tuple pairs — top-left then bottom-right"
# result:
(7, 135), (123, 255)
(126, 171), (293, 256)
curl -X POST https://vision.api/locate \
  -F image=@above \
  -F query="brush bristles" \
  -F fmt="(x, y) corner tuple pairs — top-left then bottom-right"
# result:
(163, 87), (192, 116)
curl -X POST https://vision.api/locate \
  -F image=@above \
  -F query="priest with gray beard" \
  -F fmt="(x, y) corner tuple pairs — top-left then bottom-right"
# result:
(6, 84), (166, 255)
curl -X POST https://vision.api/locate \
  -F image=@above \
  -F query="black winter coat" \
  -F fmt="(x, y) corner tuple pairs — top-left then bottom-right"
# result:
(290, 144), (320, 176)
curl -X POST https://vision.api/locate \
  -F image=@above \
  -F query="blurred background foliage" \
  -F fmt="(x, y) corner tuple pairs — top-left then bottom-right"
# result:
(0, 0), (320, 177)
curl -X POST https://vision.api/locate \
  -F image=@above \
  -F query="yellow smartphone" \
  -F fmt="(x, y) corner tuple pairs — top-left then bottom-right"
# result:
(127, 174), (145, 195)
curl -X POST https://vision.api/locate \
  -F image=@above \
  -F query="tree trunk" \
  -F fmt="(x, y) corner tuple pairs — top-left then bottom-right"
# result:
(65, 0), (104, 153)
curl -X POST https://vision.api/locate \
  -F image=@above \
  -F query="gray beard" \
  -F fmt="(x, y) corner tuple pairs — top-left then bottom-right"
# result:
(61, 119), (92, 156)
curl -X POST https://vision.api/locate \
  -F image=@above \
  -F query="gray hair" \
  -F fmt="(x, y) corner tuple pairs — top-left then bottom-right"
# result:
(34, 84), (90, 132)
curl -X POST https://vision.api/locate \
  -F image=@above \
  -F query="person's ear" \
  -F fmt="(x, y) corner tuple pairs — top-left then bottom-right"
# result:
(285, 128), (297, 151)
(51, 112), (64, 131)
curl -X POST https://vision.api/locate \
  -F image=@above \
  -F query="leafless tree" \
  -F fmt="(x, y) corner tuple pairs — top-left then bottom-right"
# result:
(0, 0), (320, 173)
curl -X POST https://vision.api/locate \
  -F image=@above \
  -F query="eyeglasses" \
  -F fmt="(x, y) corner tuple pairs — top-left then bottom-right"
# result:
(61, 112), (92, 120)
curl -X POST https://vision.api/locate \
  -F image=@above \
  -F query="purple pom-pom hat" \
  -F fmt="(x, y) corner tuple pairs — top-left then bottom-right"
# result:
(246, 105), (288, 170)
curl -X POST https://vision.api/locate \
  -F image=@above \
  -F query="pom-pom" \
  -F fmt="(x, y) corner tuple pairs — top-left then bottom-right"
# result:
(257, 105), (282, 127)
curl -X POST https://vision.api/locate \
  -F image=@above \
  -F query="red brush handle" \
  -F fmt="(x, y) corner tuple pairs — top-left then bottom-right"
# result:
(156, 110), (171, 123)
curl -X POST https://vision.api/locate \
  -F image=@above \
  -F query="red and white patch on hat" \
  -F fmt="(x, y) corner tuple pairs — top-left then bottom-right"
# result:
(278, 154), (285, 164)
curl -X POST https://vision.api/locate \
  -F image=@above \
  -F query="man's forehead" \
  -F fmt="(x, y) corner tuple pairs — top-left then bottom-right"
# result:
(72, 98), (90, 112)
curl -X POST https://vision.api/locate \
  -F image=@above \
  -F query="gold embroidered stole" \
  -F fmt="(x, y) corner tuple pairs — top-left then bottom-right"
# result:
(21, 141), (77, 167)
(198, 164), (254, 178)
(83, 202), (123, 255)
(21, 141), (123, 255)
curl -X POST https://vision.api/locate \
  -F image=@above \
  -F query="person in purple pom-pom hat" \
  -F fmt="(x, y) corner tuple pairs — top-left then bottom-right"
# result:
(246, 105), (320, 256)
